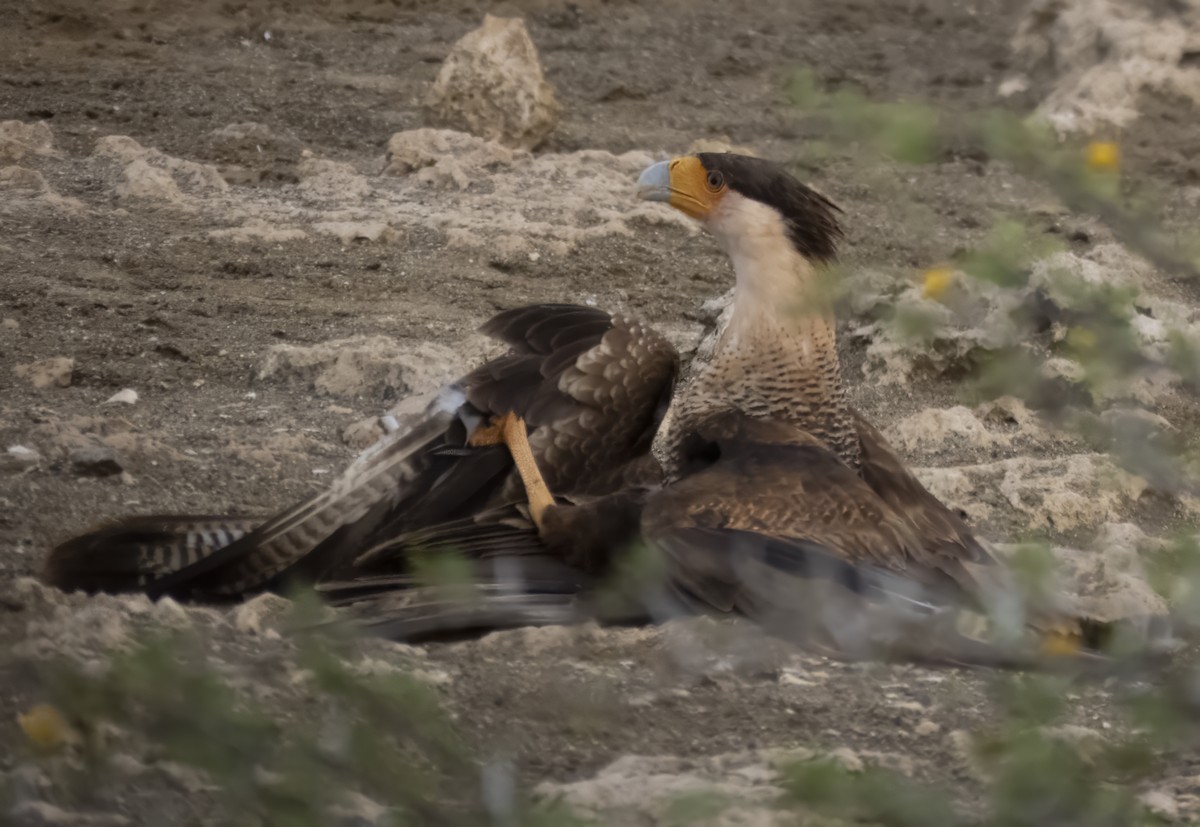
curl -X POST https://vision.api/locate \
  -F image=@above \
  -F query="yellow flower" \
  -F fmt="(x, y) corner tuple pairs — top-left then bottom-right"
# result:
(18, 703), (72, 750)
(1067, 327), (1098, 353)
(1039, 627), (1082, 657)
(921, 266), (955, 300)
(1086, 141), (1119, 172)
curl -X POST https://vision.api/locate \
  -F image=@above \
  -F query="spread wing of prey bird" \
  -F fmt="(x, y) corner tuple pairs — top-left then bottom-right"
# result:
(46, 152), (1158, 666)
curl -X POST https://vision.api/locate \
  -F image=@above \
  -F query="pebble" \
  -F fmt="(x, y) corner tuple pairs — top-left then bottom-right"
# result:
(915, 720), (941, 737)
(3, 444), (40, 472)
(1140, 790), (1178, 819)
(104, 388), (139, 405)
(69, 445), (124, 477)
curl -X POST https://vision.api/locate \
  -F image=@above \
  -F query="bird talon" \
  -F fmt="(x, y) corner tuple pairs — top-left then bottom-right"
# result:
(469, 412), (555, 533)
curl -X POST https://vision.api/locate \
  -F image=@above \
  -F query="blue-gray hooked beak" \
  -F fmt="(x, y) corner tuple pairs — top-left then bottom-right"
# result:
(637, 160), (672, 202)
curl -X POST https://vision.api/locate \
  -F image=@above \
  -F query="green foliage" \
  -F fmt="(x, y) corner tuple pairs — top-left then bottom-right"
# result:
(32, 608), (574, 827)
(958, 219), (1053, 289)
(779, 757), (961, 826)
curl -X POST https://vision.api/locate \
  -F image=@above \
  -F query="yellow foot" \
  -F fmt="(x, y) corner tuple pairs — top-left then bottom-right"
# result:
(469, 411), (555, 532)
(1038, 623), (1083, 657)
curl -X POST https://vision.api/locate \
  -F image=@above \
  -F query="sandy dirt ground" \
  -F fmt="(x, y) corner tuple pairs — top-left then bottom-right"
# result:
(4, 0), (1200, 823)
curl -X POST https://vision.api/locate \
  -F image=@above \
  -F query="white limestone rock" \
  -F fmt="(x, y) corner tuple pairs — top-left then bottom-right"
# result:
(425, 15), (560, 150)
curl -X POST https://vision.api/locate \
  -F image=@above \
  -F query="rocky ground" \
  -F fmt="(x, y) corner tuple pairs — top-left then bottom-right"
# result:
(4, 0), (1200, 823)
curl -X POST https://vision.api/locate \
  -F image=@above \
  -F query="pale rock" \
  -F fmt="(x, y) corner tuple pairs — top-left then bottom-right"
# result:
(108, 754), (149, 777)
(687, 137), (759, 156)
(1102, 405), (1174, 432)
(18, 601), (134, 659)
(828, 746), (864, 773)
(158, 761), (217, 794)
(232, 593), (294, 635)
(26, 416), (183, 470)
(104, 388), (139, 405)
(913, 453), (1147, 531)
(151, 596), (194, 628)
(0, 163), (41, 189)
(1040, 724), (1108, 763)
(839, 267), (900, 317)
(342, 416), (389, 451)
(4, 444), (41, 471)
(328, 792), (390, 825)
(205, 121), (304, 186)
(915, 720), (942, 736)
(534, 751), (789, 825)
(998, 75), (1031, 96)
(0, 119), (55, 163)
(947, 729), (987, 779)
(258, 336), (460, 400)
(383, 128), (517, 189)
(208, 219), (308, 243)
(856, 273), (1026, 384)
(69, 445), (124, 477)
(92, 135), (228, 207)
(312, 220), (392, 244)
(296, 154), (371, 202)
(477, 623), (581, 655)
(8, 801), (130, 826)
(410, 667), (454, 687)
(860, 750), (917, 777)
(0, 166), (84, 213)
(1013, 0), (1200, 133)
(1044, 521), (1168, 620)
(1139, 789), (1180, 820)
(425, 15), (560, 150)
(1028, 246), (1149, 297)
(2, 317), (18, 331)
(885, 406), (1005, 455)
(976, 396), (1050, 441)
(14, 356), (74, 388)
(379, 131), (688, 254)
(1040, 356), (1086, 385)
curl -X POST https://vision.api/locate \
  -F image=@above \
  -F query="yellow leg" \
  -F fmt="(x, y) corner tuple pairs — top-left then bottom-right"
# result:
(469, 412), (554, 532)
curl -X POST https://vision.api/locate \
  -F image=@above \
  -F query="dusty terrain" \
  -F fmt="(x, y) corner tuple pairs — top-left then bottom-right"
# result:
(4, 0), (1200, 823)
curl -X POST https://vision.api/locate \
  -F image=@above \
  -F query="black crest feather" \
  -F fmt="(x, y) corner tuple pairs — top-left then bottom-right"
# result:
(696, 153), (844, 261)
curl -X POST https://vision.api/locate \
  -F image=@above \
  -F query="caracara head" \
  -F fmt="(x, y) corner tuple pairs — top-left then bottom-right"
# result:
(637, 153), (843, 264)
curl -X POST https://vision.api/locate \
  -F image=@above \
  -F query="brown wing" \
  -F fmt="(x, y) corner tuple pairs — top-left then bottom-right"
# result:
(470, 305), (679, 496)
(643, 413), (963, 607)
(639, 413), (1066, 666)
(852, 412), (1007, 607)
(46, 304), (678, 610)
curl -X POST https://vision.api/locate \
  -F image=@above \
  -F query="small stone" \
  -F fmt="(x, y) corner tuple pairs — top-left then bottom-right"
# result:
(1, 317), (18, 331)
(828, 747), (863, 773)
(0, 120), (55, 164)
(410, 667), (453, 687)
(232, 593), (293, 635)
(425, 15), (559, 150)
(1140, 790), (1179, 820)
(104, 388), (139, 405)
(915, 720), (941, 737)
(69, 446), (123, 477)
(778, 670), (817, 687)
(152, 596), (193, 627)
(9, 801), (130, 825)
(342, 416), (386, 450)
(5, 444), (40, 470)
(109, 754), (148, 777)
(14, 356), (74, 389)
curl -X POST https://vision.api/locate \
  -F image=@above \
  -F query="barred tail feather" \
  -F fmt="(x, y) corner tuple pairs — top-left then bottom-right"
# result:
(45, 515), (257, 595)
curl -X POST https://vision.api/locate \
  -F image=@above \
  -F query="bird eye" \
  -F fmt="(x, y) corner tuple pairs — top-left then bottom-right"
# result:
(706, 170), (725, 191)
